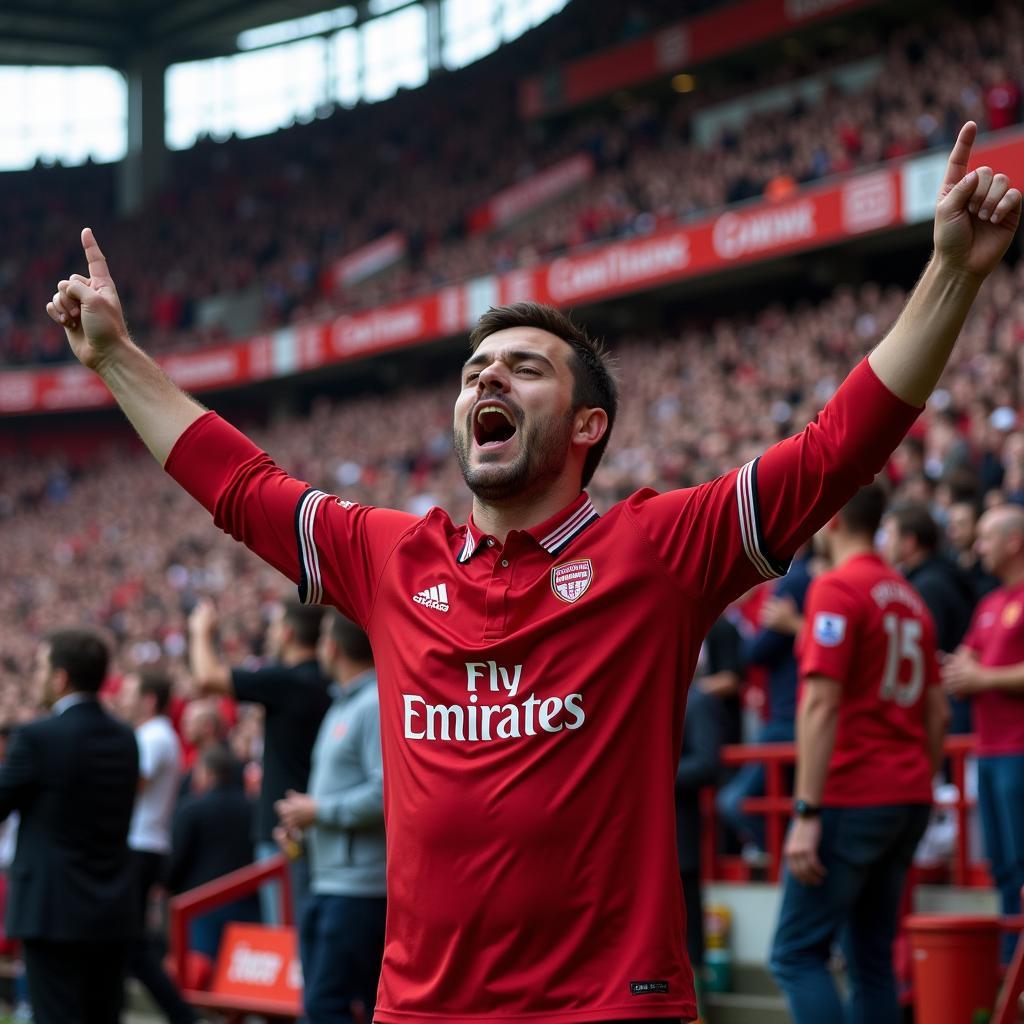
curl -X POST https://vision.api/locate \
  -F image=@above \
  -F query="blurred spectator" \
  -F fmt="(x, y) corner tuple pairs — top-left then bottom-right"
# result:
(676, 684), (726, 979)
(165, 744), (260, 961)
(947, 498), (1001, 600)
(717, 548), (812, 862)
(1, 631), (139, 1024)
(123, 671), (196, 1024)
(275, 612), (385, 1024)
(693, 616), (745, 745)
(178, 699), (243, 798)
(942, 504), (1024, 962)
(883, 502), (976, 732)
(188, 598), (331, 926)
(770, 486), (948, 1024)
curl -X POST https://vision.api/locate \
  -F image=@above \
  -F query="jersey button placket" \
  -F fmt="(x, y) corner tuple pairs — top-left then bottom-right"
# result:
(483, 548), (512, 639)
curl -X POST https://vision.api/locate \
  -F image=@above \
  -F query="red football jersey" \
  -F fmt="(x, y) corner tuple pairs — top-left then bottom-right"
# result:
(961, 582), (1024, 756)
(166, 358), (918, 1023)
(798, 553), (938, 806)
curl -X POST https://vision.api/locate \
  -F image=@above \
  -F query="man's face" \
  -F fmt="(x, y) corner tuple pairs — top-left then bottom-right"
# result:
(454, 328), (579, 503)
(976, 509), (1022, 577)
(947, 503), (977, 554)
(317, 622), (335, 678)
(879, 515), (903, 566)
(120, 673), (143, 724)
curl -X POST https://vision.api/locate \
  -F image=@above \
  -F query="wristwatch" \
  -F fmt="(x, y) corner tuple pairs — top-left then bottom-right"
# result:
(793, 799), (821, 819)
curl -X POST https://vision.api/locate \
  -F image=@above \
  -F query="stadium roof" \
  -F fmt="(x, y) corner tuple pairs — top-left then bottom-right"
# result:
(0, 0), (404, 67)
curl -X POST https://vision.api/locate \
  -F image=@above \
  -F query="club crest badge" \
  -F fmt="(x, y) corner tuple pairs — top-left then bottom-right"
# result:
(551, 559), (593, 604)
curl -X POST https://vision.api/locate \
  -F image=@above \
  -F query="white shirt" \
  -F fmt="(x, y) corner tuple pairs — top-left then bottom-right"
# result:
(129, 715), (182, 854)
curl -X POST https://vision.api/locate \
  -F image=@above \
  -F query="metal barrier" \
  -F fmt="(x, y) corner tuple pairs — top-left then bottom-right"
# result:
(700, 733), (987, 886)
(168, 854), (296, 1019)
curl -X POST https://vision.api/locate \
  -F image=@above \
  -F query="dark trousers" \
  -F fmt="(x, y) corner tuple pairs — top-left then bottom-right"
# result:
(769, 803), (930, 1024)
(679, 869), (704, 969)
(128, 849), (196, 1024)
(300, 892), (386, 1024)
(977, 753), (1024, 962)
(24, 939), (128, 1024)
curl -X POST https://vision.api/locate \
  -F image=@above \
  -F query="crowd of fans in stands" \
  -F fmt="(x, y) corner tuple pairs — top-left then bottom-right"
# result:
(3, 252), (1023, 768)
(2, 0), (1022, 366)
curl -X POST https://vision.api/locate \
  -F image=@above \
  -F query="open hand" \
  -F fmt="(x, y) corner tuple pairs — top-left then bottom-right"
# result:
(45, 228), (129, 371)
(934, 122), (1022, 280)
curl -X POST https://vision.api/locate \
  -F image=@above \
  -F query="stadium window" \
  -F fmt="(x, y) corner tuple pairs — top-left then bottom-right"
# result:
(442, 0), (501, 69)
(0, 66), (126, 171)
(166, 38), (329, 149)
(331, 28), (361, 107)
(500, 0), (569, 40)
(361, 4), (428, 103)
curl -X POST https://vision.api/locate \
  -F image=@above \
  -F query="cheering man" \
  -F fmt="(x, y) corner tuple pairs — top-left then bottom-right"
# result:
(46, 124), (1019, 1024)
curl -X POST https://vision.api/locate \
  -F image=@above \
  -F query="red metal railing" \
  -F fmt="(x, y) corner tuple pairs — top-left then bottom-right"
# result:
(700, 734), (985, 886)
(168, 854), (296, 1018)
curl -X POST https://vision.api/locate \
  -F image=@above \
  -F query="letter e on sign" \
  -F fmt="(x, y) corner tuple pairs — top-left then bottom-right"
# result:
(551, 559), (593, 604)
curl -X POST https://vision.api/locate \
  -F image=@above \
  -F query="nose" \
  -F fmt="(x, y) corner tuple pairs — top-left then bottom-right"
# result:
(477, 360), (510, 393)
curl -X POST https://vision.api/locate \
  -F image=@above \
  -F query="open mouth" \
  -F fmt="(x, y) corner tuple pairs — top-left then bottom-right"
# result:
(473, 404), (518, 448)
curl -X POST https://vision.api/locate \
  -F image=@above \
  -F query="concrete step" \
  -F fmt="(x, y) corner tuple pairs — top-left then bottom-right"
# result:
(703, 990), (791, 1024)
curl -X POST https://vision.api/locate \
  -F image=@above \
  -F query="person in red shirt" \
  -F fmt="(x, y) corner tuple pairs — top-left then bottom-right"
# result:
(942, 503), (1024, 961)
(44, 124), (1018, 1024)
(769, 484), (949, 1024)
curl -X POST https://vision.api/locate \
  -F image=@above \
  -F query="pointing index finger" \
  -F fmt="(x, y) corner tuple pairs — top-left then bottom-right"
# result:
(941, 122), (977, 194)
(81, 226), (111, 283)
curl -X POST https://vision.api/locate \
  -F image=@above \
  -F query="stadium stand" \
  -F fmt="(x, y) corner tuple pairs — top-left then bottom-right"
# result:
(2, 0), (1022, 366)
(5, 0), (1024, 1020)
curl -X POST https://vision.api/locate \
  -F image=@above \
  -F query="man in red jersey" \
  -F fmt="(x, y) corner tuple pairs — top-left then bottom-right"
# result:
(943, 503), (1024, 961)
(769, 484), (949, 1024)
(46, 124), (1018, 1023)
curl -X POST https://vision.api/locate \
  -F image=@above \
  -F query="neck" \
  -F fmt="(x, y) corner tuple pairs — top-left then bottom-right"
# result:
(281, 647), (315, 667)
(830, 535), (875, 567)
(1000, 560), (1024, 587)
(471, 478), (583, 545)
(338, 662), (374, 688)
(902, 548), (929, 571)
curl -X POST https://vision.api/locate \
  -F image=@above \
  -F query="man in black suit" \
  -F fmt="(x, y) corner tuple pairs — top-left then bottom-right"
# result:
(166, 743), (259, 959)
(0, 629), (139, 1024)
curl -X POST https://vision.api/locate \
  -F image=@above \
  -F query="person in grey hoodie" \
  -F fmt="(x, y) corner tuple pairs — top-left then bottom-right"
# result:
(274, 611), (384, 1024)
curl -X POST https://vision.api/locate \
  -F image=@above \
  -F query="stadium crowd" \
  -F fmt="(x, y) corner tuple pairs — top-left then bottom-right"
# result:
(3, 251), (1023, 727)
(2, 0), (1022, 366)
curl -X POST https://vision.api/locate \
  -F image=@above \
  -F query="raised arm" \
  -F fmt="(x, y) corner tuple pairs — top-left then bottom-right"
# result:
(47, 229), (417, 624)
(46, 228), (205, 464)
(868, 121), (1021, 406)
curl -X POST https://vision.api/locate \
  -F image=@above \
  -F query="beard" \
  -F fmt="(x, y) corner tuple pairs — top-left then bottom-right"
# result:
(455, 405), (576, 503)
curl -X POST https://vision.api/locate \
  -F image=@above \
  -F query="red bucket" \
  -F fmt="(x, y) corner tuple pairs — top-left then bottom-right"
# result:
(904, 915), (1001, 1024)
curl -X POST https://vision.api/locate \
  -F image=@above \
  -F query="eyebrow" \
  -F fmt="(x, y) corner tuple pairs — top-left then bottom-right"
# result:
(462, 348), (557, 373)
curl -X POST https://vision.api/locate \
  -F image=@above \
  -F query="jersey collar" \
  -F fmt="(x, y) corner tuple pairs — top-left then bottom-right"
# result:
(458, 492), (600, 563)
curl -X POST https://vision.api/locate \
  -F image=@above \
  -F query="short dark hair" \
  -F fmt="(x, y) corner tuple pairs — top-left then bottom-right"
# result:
(45, 629), (109, 694)
(139, 670), (173, 715)
(281, 601), (325, 649)
(890, 501), (940, 553)
(468, 302), (618, 487)
(327, 611), (374, 665)
(199, 743), (236, 788)
(838, 483), (887, 539)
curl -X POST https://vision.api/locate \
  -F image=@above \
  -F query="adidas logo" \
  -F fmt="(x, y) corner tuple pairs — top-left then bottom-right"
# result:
(413, 583), (450, 613)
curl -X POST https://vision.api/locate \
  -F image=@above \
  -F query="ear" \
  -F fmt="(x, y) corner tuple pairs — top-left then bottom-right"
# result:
(52, 667), (72, 698)
(573, 407), (608, 451)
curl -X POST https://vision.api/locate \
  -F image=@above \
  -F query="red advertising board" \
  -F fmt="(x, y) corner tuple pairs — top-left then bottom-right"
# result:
(5, 131), (1022, 416)
(520, 0), (880, 119)
(211, 924), (301, 1010)
(468, 154), (595, 234)
(328, 231), (407, 291)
